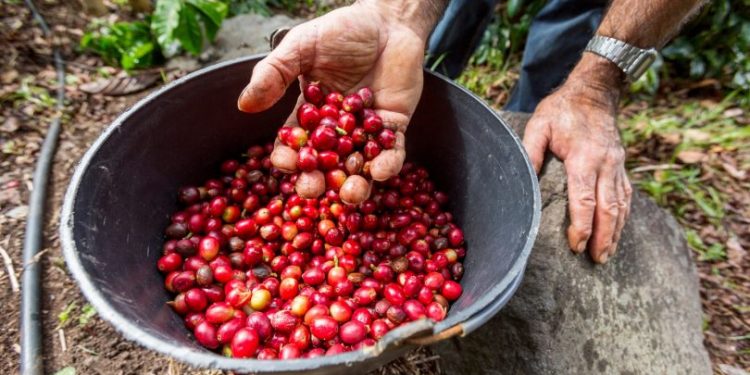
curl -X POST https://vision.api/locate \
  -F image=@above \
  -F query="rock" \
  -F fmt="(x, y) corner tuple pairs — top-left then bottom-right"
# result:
(213, 13), (305, 62)
(433, 112), (712, 375)
(165, 56), (200, 73)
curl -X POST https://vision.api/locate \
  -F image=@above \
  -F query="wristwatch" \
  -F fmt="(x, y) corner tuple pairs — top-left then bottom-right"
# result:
(584, 35), (659, 82)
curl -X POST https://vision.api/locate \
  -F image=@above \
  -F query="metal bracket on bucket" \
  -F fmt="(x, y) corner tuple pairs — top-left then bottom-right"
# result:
(364, 318), (464, 356)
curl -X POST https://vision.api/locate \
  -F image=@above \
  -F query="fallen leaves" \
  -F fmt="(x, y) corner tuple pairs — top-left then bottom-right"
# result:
(677, 149), (709, 164)
(79, 71), (162, 96)
(620, 95), (750, 371)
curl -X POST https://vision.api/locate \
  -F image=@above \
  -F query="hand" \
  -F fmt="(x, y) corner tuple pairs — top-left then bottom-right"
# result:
(522, 56), (633, 264)
(237, 1), (433, 204)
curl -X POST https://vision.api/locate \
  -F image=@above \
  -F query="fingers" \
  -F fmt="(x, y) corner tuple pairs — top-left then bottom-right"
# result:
(565, 157), (597, 255)
(271, 142), (298, 173)
(589, 164), (620, 264)
(238, 27), (309, 113)
(522, 115), (552, 174)
(375, 109), (410, 133)
(370, 131), (405, 181)
(270, 97), (305, 173)
(610, 169), (632, 258)
(340, 175), (371, 205)
(296, 170), (325, 199)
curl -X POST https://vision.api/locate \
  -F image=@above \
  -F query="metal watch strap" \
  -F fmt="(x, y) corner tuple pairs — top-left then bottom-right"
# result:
(584, 35), (658, 82)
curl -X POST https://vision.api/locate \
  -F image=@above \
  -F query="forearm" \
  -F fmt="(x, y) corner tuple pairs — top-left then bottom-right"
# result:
(359, 0), (449, 40)
(599, 0), (705, 49)
(568, 0), (705, 95)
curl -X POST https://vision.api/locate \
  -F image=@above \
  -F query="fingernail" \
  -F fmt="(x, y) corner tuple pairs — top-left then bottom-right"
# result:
(239, 84), (251, 99)
(609, 243), (618, 257)
(598, 252), (609, 264)
(575, 240), (587, 253)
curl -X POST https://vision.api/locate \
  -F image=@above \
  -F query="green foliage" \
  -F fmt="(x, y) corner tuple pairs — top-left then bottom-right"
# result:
(465, 0), (750, 97)
(686, 229), (727, 261)
(53, 367), (76, 375)
(81, 19), (160, 70)
(80, 19), (158, 69)
(661, 0), (750, 90)
(1, 76), (57, 109)
(57, 302), (78, 327)
(57, 302), (98, 328)
(620, 95), (749, 263)
(81, 0), (227, 69)
(468, 0), (546, 71)
(78, 304), (98, 325)
(152, 0), (228, 57)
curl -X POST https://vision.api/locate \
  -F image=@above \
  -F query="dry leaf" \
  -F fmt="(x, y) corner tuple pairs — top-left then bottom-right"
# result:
(676, 149), (707, 164)
(1, 117), (20, 133)
(661, 132), (682, 145)
(726, 236), (745, 266)
(1, 69), (18, 84)
(723, 108), (743, 118)
(722, 161), (747, 180)
(718, 364), (750, 375)
(79, 72), (161, 96)
(684, 129), (711, 142)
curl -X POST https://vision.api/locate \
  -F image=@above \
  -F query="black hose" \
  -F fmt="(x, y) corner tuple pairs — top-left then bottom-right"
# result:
(20, 0), (65, 373)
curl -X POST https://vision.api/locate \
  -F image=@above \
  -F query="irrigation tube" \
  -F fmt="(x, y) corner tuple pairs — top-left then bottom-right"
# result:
(21, 0), (65, 373)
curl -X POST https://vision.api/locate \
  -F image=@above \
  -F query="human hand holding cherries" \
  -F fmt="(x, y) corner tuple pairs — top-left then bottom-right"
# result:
(237, 1), (429, 204)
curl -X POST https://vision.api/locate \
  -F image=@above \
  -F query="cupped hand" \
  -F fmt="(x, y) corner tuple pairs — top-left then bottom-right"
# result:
(237, 1), (428, 204)
(522, 59), (632, 264)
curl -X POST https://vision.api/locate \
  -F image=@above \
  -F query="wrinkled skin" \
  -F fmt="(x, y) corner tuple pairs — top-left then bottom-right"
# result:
(237, 2), (425, 201)
(237, 2), (631, 263)
(522, 63), (632, 263)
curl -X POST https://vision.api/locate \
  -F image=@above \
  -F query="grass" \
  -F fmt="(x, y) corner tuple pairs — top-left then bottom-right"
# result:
(620, 94), (748, 260)
(57, 302), (98, 328)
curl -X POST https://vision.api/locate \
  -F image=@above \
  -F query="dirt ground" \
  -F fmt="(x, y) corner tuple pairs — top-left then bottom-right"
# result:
(1, 0), (747, 374)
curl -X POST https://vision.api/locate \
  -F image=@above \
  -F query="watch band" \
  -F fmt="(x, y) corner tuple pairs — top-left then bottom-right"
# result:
(584, 35), (658, 82)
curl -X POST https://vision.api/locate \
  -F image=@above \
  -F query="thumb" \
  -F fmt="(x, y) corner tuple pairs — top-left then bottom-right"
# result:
(521, 116), (550, 174)
(237, 29), (305, 113)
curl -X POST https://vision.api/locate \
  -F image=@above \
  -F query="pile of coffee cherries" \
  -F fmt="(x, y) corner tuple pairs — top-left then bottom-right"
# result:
(277, 84), (397, 201)
(158, 143), (466, 359)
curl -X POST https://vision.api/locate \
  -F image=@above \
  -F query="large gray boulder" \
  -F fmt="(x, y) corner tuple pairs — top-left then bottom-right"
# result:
(433, 112), (712, 374)
(213, 13), (303, 62)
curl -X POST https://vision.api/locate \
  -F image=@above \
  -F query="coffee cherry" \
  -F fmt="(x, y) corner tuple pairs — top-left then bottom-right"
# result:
(231, 327), (260, 358)
(441, 280), (463, 301)
(339, 321), (367, 345)
(161, 142), (469, 359)
(303, 83), (323, 105)
(342, 94), (364, 113)
(310, 316), (338, 340)
(297, 103), (320, 130)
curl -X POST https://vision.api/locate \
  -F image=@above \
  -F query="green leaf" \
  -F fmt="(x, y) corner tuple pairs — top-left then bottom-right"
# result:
(78, 304), (98, 326)
(507, 0), (524, 18)
(58, 302), (77, 327)
(121, 42), (155, 69)
(152, 0), (183, 56)
(196, 10), (219, 41)
(187, 0), (227, 27)
(174, 4), (203, 56)
(53, 367), (76, 375)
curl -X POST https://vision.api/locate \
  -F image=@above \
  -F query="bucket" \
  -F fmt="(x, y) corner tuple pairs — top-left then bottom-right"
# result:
(60, 55), (541, 374)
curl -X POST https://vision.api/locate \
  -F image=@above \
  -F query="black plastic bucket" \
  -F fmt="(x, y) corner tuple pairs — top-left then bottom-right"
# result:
(60, 55), (541, 374)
